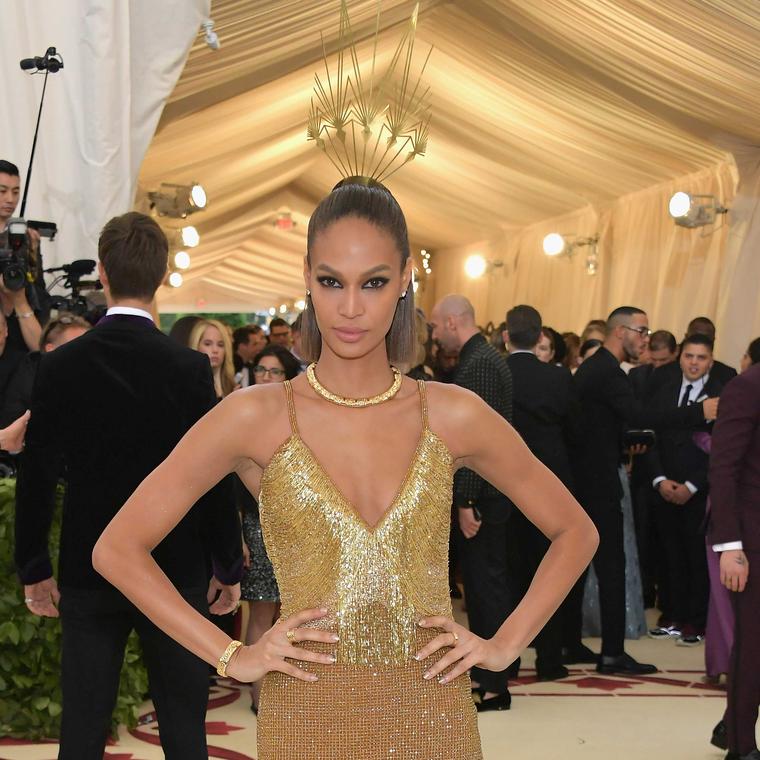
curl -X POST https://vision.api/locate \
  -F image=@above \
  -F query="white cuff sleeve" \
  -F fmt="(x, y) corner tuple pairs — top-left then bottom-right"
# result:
(652, 476), (666, 489)
(684, 481), (698, 495)
(712, 541), (744, 552)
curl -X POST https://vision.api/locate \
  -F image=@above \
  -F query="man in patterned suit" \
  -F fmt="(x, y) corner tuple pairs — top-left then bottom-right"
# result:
(430, 294), (514, 712)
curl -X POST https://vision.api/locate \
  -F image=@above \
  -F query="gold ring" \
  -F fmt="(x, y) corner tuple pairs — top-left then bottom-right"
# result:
(286, 629), (296, 642)
(451, 631), (459, 645)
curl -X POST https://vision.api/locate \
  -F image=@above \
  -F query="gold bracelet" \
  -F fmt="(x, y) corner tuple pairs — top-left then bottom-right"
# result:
(216, 639), (243, 678)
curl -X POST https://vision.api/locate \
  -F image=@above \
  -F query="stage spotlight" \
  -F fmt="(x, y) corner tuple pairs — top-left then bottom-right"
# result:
(174, 251), (190, 270)
(668, 192), (728, 228)
(465, 254), (487, 279)
(168, 272), (183, 288)
(542, 233), (566, 257)
(149, 183), (207, 219)
(181, 226), (200, 247)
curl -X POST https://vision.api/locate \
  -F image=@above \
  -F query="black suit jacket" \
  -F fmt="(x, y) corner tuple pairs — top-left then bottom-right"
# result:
(453, 333), (513, 515)
(14, 316), (242, 591)
(572, 347), (706, 503)
(645, 374), (723, 493)
(506, 352), (581, 490)
(648, 358), (736, 397)
(708, 364), (760, 550)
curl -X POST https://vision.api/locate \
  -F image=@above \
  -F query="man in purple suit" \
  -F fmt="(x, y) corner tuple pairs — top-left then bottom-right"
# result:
(708, 360), (760, 760)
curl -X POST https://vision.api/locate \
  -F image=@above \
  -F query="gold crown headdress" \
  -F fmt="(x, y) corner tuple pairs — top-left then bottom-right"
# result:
(307, 1), (432, 186)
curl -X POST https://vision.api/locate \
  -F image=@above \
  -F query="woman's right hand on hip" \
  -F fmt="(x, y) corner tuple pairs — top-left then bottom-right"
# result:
(227, 607), (338, 682)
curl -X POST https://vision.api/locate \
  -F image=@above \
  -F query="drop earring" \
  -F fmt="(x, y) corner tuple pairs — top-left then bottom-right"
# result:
(400, 290), (407, 300)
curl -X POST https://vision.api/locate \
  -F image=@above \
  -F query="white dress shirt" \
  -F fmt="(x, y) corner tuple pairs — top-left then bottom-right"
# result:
(106, 306), (154, 322)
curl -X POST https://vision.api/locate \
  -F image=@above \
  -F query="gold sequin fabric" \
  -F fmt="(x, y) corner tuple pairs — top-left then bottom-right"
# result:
(257, 380), (482, 759)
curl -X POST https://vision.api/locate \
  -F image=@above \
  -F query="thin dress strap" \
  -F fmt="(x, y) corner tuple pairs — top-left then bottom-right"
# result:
(416, 379), (429, 431)
(283, 380), (300, 436)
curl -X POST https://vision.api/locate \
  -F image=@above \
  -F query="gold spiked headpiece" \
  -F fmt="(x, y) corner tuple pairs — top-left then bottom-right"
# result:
(307, 1), (432, 186)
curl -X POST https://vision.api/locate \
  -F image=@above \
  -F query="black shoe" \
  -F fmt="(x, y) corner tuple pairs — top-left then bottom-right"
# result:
(561, 644), (598, 665)
(711, 721), (728, 750)
(475, 691), (511, 712)
(536, 665), (570, 682)
(596, 652), (658, 676)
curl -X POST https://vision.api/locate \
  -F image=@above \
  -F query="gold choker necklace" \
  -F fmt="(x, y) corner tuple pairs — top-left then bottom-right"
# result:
(306, 363), (402, 407)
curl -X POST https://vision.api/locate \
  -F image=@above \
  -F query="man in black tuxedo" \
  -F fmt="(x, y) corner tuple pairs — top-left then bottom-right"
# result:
(431, 294), (514, 712)
(571, 306), (718, 676)
(648, 317), (737, 397)
(645, 333), (721, 644)
(504, 305), (582, 680)
(14, 212), (243, 760)
(628, 329), (678, 608)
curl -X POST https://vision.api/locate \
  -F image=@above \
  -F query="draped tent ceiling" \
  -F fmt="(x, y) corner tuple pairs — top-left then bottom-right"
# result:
(145, 0), (760, 338)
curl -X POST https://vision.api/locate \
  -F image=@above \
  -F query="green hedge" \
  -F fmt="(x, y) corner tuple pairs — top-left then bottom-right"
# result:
(0, 479), (148, 740)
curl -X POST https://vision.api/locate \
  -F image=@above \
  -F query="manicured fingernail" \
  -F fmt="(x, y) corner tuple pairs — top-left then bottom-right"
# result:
(423, 670), (433, 680)
(320, 607), (328, 614)
(418, 619), (426, 626)
(439, 676), (448, 684)
(309, 674), (318, 681)
(413, 654), (421, 661)
(331, 634), (339, 641)
(329, 655), (336, 663)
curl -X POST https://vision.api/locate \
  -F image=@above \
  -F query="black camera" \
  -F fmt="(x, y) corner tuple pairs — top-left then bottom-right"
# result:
(0, 218), (31, 291)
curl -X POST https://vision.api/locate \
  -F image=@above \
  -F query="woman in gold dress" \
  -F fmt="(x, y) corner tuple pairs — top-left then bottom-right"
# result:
(94, 181), (598, 759)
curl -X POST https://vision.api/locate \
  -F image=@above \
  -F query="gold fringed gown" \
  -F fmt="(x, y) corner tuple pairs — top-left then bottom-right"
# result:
(256, 380), (482, 759)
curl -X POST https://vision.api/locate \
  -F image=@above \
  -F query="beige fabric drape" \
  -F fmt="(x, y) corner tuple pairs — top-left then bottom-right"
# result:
(1, 0), (208, 270)
(144, 0), (760, 359)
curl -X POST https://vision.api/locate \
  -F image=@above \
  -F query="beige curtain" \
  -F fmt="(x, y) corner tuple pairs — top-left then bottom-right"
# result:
(427, 160), (753, 364)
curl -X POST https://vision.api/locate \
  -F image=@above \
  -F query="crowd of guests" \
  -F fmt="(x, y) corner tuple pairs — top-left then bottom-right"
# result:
(1, 207), (758, 758)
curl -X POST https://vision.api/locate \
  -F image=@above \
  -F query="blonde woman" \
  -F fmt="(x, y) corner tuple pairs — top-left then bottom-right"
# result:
(190, 319), (237, 399)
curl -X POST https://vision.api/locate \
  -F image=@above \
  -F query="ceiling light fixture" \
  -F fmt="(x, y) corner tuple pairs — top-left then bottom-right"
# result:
(464, 253), (503, 280)
(668, 192), (728, 228)
(168, 272), (183, 288)
(174, 251), (190, 270)
(181, 226), (200, 247)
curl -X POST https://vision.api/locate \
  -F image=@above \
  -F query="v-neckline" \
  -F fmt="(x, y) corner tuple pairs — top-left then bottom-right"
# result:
(298, 427), (428, 533)
(258, 427), (452, 533)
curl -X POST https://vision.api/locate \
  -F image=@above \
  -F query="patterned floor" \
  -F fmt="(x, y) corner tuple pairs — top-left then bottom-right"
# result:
(0, 605), (748, 760)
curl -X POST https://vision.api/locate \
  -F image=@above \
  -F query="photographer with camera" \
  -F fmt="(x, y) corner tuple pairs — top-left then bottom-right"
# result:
(0, 160), (45, 353)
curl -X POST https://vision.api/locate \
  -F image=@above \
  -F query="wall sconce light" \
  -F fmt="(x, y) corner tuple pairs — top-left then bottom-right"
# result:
(542, 233), (599, 276)
(464, 254), (503, 279)
(668, 192), (728, 228)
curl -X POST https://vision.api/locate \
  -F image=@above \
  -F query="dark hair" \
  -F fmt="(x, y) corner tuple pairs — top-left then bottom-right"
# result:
(253, 344), (301, 381)
(0, 160), (20, 177)
(169, 315), (201, 346)
(506, 305), (542, 350)
(649, 329), (677, 354)
(682, 333), (714, 353)
(268, 317), (290, 333)
(580, 338), (603, 358)
(233, 324), (263, 350)
(687, 316), (716, 340)
(40, 314), (90, 351)
(546, 326), (566, 363)
(607, 306), (646, 328)
(747, 337), (760, 365)
(301, 181), (415, 365)
(98, 212), (168, 301)
(540, 327), (556, 353)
